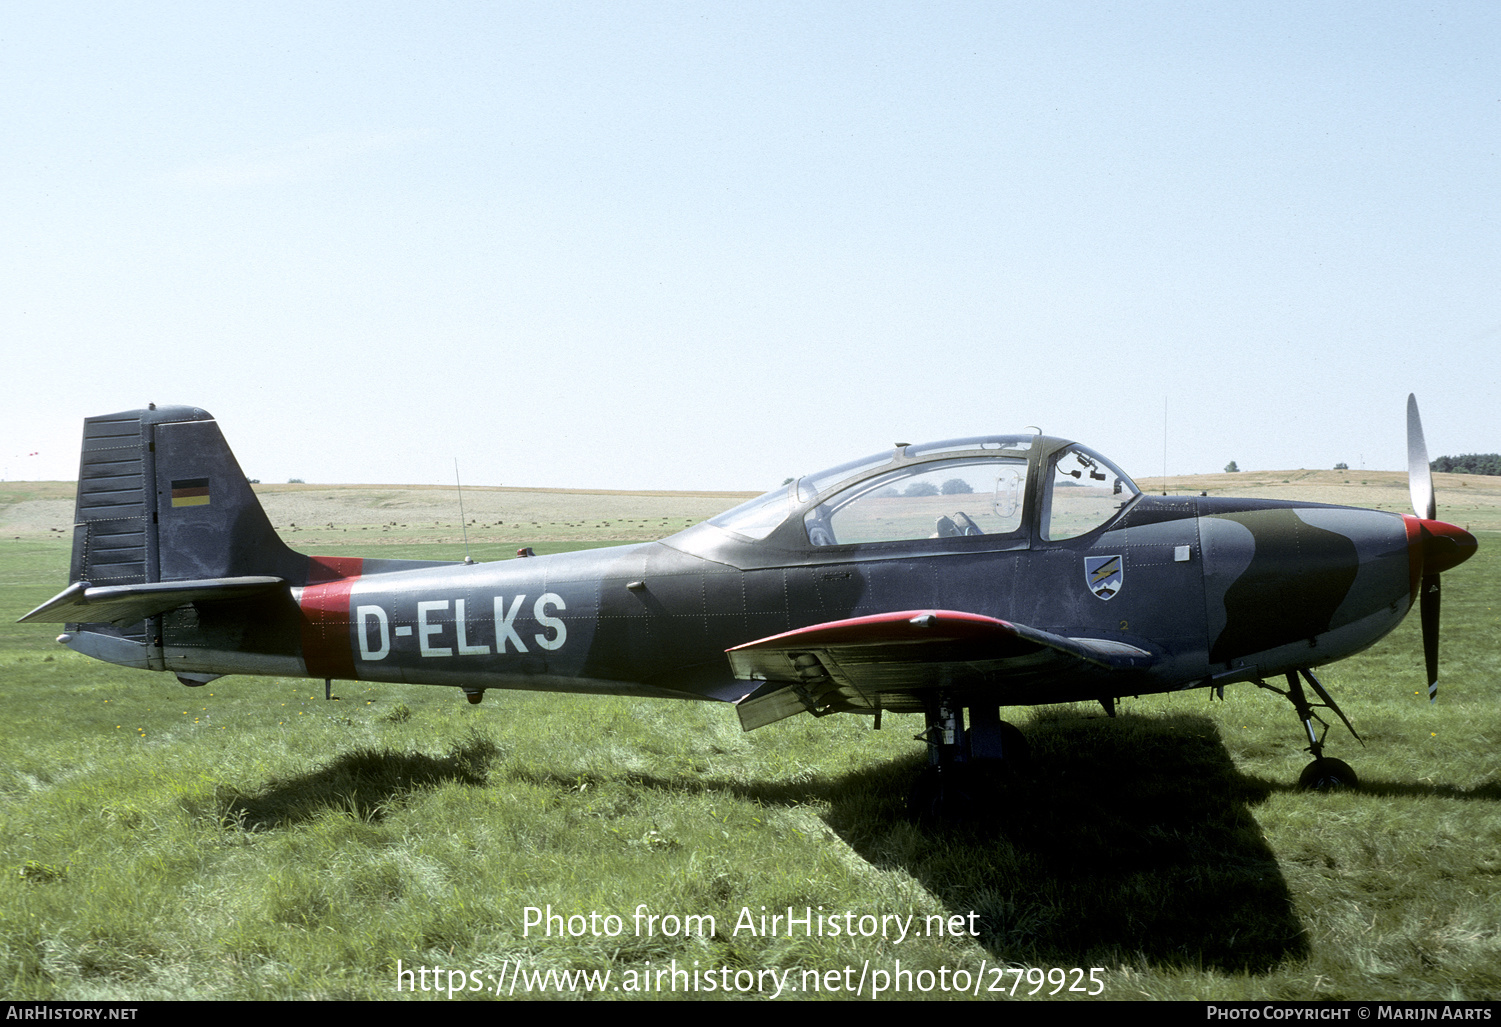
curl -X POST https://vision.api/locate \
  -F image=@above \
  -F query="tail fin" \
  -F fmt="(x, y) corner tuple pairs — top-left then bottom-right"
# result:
(70, 405), (305, 588)
(21, 406), (306, 674)
(26, 406), (456, 679)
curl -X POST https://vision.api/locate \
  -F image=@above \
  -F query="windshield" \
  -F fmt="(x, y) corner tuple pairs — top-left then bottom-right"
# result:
(1041, 445), (1139, 540)
(707, 484), (797, 540)
(794, 451), (894, 505)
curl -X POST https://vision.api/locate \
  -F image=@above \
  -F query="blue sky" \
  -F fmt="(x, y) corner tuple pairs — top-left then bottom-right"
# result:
(3, 2), (1497, 490)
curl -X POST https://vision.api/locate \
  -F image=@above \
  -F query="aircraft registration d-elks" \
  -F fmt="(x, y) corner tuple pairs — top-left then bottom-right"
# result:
(21, 398), (1476, 815)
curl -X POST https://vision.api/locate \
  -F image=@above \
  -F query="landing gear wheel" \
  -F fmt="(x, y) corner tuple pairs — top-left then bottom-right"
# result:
(995, 721), (1030, 766)
(966, 711), (1030, 769)
(1298, 757), (1359, 792)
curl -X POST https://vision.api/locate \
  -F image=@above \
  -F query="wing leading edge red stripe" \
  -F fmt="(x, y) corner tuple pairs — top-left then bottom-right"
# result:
(727, 610), (1017, 651)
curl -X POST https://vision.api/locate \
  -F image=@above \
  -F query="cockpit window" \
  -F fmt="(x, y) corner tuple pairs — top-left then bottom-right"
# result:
(1041, 445), (1139, 540)
(805, 458), (1029, 546)
(708, 483), (796, 541)
(905, 436), (1033, 459)
(793, 451), (894, 505)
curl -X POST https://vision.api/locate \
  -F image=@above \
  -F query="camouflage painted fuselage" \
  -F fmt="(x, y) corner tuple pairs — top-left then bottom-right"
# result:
(286, 496), (1413, 712)
(32, 406), (1431, 724)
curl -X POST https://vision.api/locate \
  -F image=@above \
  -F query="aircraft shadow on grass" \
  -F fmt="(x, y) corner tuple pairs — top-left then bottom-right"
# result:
(821, 711), (1309, 975)
(544, 709), (1312, 974)
(845, 731), (1492, 973)
(214, 713), (1493, 975)
(1318, 778), (1501, 802)
(214, 736), (501, 831)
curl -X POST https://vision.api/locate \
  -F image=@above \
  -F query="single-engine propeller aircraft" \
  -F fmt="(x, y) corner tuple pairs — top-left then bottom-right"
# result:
(21, 397), (1477, 813)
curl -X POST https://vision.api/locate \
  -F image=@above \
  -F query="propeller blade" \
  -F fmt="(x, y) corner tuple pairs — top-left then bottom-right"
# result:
(1404, 396), (1479, 702)
(1421, 573), (1440, 702)
(1407, 393), (1435, 520)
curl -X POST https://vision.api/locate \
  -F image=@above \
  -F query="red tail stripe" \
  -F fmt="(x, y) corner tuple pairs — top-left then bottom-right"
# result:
(299, 557), (365, 681)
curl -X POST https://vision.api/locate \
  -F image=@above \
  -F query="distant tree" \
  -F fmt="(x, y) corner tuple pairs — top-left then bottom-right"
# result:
(1431, 453), (1501, 476)
(904, 481), (940, 497)
(1224, 461), (1240, 473)
(288, 478), (305, 484)
(940, 478), (974, 495)
(1333, 462), (1348, 471)
(782, 477), (794, 485)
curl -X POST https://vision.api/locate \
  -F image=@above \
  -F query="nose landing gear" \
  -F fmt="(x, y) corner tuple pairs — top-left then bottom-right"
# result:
(1256, 668), (1363, 791)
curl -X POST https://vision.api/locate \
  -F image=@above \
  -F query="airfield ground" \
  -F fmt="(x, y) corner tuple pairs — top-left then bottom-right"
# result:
(1137, 468), (1501, 533)
(1, 475), (1497, 1000)
(0, 479), (758, 549)
(4, 469), (1499, 547)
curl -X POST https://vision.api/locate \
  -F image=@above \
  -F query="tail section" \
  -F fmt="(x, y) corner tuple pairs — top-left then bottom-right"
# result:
(22, 407), (309, 676)
(26, 405), (460, 683)
(71, 405), (305, 589)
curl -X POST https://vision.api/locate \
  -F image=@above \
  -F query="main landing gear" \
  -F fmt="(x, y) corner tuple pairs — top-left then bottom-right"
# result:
(908, 693), (1029, 822)
(1255, 668), (1362, 791)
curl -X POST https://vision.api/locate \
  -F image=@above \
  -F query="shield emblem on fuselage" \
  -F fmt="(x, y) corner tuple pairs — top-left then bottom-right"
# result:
(1085, 555), (1123, 600)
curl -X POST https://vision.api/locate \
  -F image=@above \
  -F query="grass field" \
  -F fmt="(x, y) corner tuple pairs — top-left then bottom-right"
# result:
(1, 481), (1497, 1001)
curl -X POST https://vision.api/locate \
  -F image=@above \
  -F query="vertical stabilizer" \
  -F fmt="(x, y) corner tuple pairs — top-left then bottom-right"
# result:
(69, 407), (306, 591)
(150, 411), (304, 581)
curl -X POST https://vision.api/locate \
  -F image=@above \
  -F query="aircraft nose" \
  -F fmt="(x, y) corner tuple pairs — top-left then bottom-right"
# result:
(1404, 515), (1478, 579)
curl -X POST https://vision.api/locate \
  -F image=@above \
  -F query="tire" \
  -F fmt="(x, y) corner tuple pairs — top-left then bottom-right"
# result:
(996, 721), (1030, 766)
(1298, 757), (1359, 792)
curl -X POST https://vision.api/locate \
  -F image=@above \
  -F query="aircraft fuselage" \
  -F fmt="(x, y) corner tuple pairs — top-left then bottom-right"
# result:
(113, 494), (1413, 714)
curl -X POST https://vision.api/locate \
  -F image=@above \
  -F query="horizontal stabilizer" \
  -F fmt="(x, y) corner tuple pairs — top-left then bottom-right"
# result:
(728, 610), (1155, 730)
(19, 576), (286, 626)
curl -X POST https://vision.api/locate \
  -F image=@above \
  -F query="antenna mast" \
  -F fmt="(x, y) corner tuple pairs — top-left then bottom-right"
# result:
(455, 458), (473, 564)
(1162, 396), (1169, 495)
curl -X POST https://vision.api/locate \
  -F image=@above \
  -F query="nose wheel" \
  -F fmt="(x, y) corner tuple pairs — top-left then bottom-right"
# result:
(1298, 756), (1358, 791)
(1257, 668), (1363, 791)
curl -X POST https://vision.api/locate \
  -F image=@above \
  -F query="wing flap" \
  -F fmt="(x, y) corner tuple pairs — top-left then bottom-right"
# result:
(19, 576), (287, 626)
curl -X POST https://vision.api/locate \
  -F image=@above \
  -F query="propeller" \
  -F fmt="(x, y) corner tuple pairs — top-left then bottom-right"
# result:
(1408, 394), (1436, 521)
(1405, 394), (1478, 702)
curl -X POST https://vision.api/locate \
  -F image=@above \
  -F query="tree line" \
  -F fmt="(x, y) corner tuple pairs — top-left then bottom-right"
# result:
(1430, 453), (1501, 476)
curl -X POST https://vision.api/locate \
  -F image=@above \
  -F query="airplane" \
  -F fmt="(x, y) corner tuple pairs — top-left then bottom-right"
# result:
(20, 397), (1478, 817)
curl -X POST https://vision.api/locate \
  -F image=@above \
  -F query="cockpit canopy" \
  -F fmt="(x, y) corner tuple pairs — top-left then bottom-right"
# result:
(706, 435), (1139, 548)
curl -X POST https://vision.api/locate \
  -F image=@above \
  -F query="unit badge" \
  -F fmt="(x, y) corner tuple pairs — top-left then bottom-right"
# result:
(1084, 555), (1123, 600)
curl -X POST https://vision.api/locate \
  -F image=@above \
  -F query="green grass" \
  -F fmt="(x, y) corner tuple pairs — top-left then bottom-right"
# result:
(0, 534), (1497, 999)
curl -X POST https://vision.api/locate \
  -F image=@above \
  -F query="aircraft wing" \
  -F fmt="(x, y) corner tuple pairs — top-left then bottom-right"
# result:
(726, 610), (1156, 730)
(19, 577), (287, 627)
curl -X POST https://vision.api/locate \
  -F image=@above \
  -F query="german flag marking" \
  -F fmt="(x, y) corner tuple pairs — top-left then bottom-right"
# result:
(170, 477), (210, 507)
